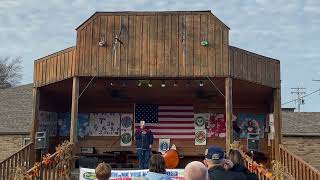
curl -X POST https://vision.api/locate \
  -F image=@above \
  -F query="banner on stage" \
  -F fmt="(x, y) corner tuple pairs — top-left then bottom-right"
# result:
(89, 113), (120, 136)
(79, 168), (184, 180)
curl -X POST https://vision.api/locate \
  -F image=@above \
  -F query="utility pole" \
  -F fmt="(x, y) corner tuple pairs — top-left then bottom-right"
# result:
(291, 87), (306, 112)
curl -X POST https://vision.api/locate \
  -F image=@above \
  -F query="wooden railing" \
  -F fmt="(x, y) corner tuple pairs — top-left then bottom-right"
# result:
(279, 144), (320, 180)
(11, 141), (75, 180)
(0, 142), (34, 180)
(26, 151), (71, 180)
(240, 150), (273, 180)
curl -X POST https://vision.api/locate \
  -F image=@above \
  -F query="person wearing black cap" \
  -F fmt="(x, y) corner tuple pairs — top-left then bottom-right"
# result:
(203, 146), (246, 180)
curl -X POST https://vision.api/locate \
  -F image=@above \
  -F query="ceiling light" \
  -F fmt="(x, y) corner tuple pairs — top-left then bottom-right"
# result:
(137, 81), (142, 87)
(199, 81), (204, 87)
(161, 80), (165, 88)
(173, 81), (178, 87)
(148, 80), (152, 87)
(110, 82), (114, 86)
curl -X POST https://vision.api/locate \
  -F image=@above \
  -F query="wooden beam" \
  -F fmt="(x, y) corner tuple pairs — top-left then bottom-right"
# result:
(225, 77), (233, 153)
(30, 87), (40, 163)
(70, 77), (79, 143)
(273, 88), (282, 160)
(31, 87), (40, 142)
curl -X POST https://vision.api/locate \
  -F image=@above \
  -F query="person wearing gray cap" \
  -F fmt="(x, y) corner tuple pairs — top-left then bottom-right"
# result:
(203, 146), (246, 180)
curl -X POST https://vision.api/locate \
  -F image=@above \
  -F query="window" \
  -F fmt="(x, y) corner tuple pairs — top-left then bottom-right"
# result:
(23, 137), (31, 146)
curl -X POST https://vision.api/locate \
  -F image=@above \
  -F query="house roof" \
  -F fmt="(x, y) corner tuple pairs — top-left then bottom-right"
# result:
(282, 111), (320, 136)
(0, 84), (33, 134)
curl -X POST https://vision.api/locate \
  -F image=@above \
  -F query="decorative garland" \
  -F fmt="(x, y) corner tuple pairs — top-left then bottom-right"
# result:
(10, 141), (74, 180)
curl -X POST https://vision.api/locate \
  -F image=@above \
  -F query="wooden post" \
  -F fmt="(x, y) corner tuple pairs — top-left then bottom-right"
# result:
(70, 77), (79, 144)
(225, 77), (233, 153)
(31, 88), (40, 142)
(30, 87), (40, 163)
(273, 88), (282, 160)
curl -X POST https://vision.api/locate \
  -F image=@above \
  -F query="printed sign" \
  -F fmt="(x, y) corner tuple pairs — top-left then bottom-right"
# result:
(79, 168), (184, 180)
(89, 113), (120, 136)
(159, 139), (170, 154)
(120, 114), (133, 129)
(194, 114), (208, 129)
(120, 129), (132, 146)
(195, 129), (206, 145)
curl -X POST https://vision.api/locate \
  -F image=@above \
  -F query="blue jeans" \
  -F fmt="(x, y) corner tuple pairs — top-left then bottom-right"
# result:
(137, 149), (151, 169)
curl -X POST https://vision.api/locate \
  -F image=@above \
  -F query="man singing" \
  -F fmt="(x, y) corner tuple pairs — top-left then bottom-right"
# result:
(135, 120), (154, 169)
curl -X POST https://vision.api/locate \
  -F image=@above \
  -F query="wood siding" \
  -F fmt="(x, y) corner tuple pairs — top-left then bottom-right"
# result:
(34, 47), (76, 87)
(33, 12), (281, 89)
(229, 46), (280, 88)
(75, 12), (230, 78)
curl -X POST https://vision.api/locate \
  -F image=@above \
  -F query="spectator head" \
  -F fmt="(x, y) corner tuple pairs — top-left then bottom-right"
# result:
(228, 149), (245, 166)
(203, 146), (225, 168)
(95, 163), (111, 180)
(149, 154), (166, 174)
(184, 161), (208, 180)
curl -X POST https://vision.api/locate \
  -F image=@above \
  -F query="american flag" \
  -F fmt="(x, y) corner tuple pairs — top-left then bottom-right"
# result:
(134, 104), (195, 139)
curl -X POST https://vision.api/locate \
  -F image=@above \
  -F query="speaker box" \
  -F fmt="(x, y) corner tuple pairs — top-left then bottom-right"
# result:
(247, 133), (260, 151)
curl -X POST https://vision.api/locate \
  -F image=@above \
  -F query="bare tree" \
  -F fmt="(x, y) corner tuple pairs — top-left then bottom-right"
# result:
(0, 57), (22, 89)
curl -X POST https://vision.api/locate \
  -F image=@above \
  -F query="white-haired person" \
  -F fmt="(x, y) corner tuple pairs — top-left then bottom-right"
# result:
(184, 161), (208, 180)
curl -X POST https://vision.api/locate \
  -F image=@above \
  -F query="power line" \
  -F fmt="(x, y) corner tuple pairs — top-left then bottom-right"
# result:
(290, 87), (306, 112)
(282, 88), (320, 106)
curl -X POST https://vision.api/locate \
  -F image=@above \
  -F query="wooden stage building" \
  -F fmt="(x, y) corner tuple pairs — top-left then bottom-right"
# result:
(31, 11), (281, 168)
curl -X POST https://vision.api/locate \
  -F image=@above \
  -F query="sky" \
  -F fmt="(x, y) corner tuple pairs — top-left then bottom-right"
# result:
(0, 0), (319, 111)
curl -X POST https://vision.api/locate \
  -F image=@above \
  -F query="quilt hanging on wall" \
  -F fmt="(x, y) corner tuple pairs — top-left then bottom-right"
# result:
(237, 113), (266, 138)
(58, 112), (71, 136)
(89, 113), (120, 136)
(77, 114), (90, 138)
(207, 114), (226, 138)
(38, 111), (58, 137)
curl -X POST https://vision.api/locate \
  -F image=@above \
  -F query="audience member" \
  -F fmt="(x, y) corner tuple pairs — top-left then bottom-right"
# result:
(145, 154), (171, 180)
(95, 163), (112, 180)
(184, 161), (208, 180)
(203, 146), (246, 180)
(228, 149), (259, 180)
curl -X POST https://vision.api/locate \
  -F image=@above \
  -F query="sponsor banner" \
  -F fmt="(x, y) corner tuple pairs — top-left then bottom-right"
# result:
(79, 168), (184, 180)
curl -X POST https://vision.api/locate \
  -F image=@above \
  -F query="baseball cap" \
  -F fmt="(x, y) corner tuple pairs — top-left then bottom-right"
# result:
(205, 146), (225, 160)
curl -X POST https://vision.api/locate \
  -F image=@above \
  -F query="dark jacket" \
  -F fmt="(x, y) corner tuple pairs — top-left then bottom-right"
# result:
(135, 128), (153, 149)
(208, 166), (246, 180)
(230, 164), (259, 180)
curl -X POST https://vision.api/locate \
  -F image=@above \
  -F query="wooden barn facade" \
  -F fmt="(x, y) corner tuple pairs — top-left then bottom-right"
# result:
(31, 11), (281, 167)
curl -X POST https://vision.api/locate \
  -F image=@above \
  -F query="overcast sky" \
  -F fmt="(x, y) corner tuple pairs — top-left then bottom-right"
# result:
(0, 0), (319, 111)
